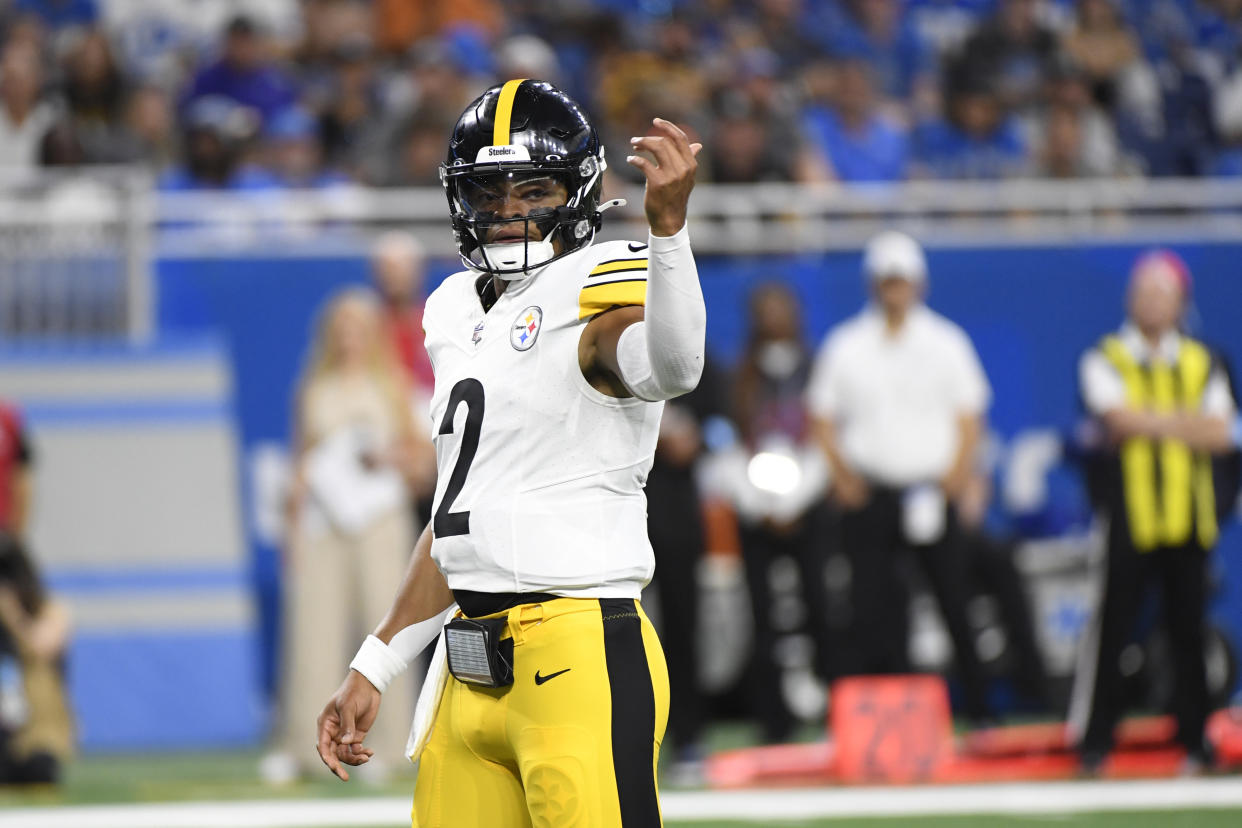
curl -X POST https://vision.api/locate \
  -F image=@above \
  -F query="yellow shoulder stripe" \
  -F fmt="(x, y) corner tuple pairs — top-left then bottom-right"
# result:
(589, 258), (648, 277)
(578, 279), (647, 319)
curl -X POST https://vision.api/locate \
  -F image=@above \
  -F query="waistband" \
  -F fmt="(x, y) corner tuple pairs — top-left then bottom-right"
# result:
(454, 594), (628, 646)
(453, 590), (559, 619)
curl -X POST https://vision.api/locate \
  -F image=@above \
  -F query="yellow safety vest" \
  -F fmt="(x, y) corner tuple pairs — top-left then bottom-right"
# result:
(1100, 334), (1218, 551)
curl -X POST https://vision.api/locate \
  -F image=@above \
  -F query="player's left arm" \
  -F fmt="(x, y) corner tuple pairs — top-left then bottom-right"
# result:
(580, 118), (705, 401)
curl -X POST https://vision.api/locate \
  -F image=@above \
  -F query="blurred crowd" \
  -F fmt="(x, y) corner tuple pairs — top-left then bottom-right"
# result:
(6, 0), (1242, 188)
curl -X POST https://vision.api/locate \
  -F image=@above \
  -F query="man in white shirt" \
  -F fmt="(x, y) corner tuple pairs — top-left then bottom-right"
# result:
(807, 230), (993, 723)
(1071, 250), (1237, 773)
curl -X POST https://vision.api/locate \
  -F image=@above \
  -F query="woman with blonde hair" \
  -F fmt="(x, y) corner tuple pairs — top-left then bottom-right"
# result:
(263, 287), (427, 784)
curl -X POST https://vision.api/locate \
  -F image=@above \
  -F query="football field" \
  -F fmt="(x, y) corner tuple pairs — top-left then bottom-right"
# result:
(3, 750), (1240, 828)
(5, 787), (1242, 828)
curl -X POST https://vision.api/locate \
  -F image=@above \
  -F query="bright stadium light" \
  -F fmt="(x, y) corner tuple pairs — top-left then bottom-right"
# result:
(746, 450), (802, 495)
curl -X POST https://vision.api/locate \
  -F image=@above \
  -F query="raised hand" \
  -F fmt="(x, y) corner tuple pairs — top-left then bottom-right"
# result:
(627, 118), (702, 237)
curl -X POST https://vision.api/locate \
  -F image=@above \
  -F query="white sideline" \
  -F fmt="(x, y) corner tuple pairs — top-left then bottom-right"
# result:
(6, 778), (1242, 827)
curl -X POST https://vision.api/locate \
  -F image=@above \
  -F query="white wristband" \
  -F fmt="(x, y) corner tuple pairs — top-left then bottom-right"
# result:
(348, 607), (452, 693)
(349, 635), (409, 694)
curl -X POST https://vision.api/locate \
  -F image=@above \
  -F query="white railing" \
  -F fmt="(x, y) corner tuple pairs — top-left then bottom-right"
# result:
(3, 171), (1242, 339)
(150, 177), (1242, 256)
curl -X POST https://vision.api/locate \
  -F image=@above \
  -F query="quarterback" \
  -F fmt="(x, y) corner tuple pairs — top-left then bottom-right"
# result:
(315, 79), (704, 828)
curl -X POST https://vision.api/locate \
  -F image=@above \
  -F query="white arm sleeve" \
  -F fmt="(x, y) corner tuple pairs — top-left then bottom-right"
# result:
(615, 225), (706, 401)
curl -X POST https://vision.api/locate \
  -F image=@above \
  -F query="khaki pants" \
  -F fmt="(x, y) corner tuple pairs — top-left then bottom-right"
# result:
(278, 507), (417, 770)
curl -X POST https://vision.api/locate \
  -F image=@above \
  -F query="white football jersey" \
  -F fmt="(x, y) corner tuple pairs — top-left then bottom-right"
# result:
(423, 240), (664, 597)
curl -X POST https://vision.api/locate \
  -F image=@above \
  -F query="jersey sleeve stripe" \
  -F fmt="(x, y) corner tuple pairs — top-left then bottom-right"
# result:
(589, 259), (649, 276)
(586, 275), (649, 288)
(578, 279), (647, 319)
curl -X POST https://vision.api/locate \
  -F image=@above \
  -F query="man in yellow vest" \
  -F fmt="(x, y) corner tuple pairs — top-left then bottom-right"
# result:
(1072, 249), (1238, 773)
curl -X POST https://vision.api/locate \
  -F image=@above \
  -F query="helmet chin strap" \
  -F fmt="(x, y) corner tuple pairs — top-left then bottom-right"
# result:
(481, 238), (556, 280)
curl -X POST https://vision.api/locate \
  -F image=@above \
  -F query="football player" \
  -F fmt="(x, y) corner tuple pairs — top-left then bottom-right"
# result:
(315, 79), (704, 828)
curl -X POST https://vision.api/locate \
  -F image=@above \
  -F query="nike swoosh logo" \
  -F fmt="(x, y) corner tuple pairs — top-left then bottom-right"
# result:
(534, 668), (571, 685)
(628, 242), (648, 252)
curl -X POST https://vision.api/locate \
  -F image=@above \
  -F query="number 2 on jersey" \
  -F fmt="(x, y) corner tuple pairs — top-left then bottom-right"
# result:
(433, 378), (484, 537)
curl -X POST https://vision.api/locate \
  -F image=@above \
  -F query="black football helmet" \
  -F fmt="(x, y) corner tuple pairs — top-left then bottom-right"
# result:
(440, 79), (611, 278)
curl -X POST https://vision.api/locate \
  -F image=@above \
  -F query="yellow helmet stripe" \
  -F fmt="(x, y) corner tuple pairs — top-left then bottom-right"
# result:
(492, 78), (528, 147)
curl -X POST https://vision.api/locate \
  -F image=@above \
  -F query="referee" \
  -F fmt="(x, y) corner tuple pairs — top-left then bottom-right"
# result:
(807, 231), (993, 723)
(1072, 250), (1237, 773)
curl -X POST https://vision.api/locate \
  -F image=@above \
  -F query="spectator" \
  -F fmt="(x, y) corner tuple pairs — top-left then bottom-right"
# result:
(378, 37), (478, 140)
(733, 282), (835, 743)
(57, 27), (130, 163)
(181, 15), (297, 129)
(914, 64), (1027, 179)
(961, 0), (1059, 114)
(1027, 60), (1129, 177)
(369, 231), (434, 401)
(372, 0), (504, 56)
(122, 83), (177, 170)
(376, 109), (452, 187)
(0, 401), (73, 786)
(1061, 0), (1141, 110)
(264, 287), (421, 784)
(158, 95), (272, 191)
(1032, 102), (1103, 177)
(751, 0), (828, 75)
(0, 534), (73, 786)
(808, 231), (995, 724)
(702, 49), (809, 183)
(830, 0), (937, 113)
(261, 106), (348, 187)
(801, 58), (911, 182)
(312, 35), (384, 176)
(707, 106), (800, 183)
(0, 40), (58, 172)
(295, 0), (373, 76)
(1072, 250), (1237, 774)
(1152, 38), (1219, 176)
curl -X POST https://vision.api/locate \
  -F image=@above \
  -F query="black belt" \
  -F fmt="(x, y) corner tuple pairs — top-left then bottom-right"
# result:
(453, 589), (559, 619)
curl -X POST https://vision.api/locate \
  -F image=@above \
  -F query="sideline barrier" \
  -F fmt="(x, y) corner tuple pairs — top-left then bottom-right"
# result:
(706, 675), (1242, 788)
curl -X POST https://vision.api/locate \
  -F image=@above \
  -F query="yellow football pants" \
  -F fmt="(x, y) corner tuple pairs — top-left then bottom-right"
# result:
(412, 597), (669, 828)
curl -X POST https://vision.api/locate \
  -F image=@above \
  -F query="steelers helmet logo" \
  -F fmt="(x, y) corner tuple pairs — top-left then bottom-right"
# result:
(511, 305), (543, 351)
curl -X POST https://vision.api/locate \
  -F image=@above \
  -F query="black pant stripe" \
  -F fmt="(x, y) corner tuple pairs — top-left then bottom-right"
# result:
(600, 598), (660, 827)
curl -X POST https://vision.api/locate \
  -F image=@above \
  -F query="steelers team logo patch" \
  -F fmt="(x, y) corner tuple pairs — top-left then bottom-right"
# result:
(511, 305), (543, 351)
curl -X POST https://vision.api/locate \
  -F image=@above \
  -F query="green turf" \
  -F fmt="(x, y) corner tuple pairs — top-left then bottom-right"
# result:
(0, 721), (787, 808)
(76, 814), (1234, 828)
(1, 730), (1238, 827)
